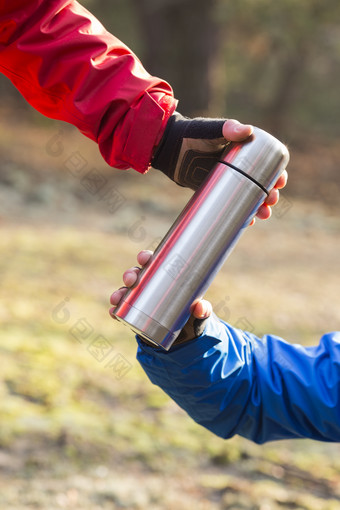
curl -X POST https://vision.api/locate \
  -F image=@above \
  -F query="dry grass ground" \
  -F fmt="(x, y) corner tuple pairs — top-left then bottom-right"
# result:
(0, 114), (340, 509)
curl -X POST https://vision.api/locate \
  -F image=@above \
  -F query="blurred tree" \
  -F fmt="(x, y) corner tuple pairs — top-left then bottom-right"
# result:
(132, 0), (220, 116)
(217, 0), (340, 140)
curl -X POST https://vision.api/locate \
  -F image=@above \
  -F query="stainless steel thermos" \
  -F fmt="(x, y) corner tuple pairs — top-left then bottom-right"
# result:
(113, 127), (289, 350)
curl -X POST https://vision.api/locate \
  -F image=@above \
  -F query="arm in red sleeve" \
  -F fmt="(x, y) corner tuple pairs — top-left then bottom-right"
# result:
(0, 0), (177, 172)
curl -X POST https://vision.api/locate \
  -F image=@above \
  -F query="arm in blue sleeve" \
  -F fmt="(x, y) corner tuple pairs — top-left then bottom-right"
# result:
(136, 315), (340, 443)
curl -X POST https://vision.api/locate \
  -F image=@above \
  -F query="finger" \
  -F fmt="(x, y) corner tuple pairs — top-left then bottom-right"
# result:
(222, 119), (253, 142)
(192, 299), (212, 319)
(123, 267), (140, 287)
(265, 188), (279, 207)
(274, 170), (288, 190)
(110, 287), (128, 306)
(255, 203), (272, 221)
(137, 250), (153, 267)
(109, 307), (117, 319)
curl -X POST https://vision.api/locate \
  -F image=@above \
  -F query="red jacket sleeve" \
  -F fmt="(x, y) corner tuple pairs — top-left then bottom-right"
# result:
(0, 0), (177, 173)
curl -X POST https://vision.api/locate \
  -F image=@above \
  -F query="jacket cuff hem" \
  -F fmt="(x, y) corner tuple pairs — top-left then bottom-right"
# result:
(124, 91), (177, 174)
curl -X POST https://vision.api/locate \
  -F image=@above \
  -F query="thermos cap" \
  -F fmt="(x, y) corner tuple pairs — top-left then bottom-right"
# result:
(222, 127), (289, 193)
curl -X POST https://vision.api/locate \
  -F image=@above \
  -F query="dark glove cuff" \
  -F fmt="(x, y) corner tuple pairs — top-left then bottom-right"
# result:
(152, 112), (227, 190)
(173, 314), (208, 345)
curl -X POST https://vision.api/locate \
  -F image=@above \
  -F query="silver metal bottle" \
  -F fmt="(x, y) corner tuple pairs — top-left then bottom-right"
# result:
(113, 127), (289, 350)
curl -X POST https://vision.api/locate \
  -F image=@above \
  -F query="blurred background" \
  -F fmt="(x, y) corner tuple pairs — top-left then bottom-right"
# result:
(0, 1), (340, 508)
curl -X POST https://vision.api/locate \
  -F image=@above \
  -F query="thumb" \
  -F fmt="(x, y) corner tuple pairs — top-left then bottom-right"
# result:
(222, 119), (253, 142)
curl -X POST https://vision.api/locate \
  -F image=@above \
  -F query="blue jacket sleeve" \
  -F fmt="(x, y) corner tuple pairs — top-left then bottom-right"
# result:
(136, 315), (340, 443)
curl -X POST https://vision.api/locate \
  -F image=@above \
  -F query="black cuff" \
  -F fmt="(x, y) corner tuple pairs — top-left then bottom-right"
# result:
(152, 112), (227, 190)
(173, 314), (208, 345)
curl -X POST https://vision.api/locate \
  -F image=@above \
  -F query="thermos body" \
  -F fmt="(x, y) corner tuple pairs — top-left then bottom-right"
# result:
(113, 127), (289, 350)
